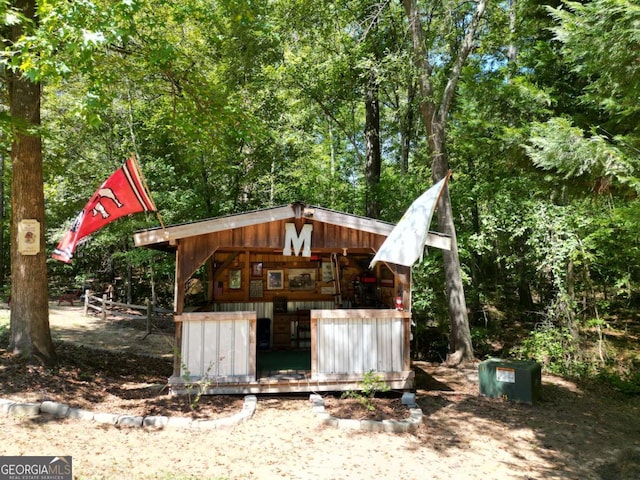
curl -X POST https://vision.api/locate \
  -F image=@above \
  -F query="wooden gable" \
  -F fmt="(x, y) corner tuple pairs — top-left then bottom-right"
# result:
(134, 203), (451, 313)
(134, 202), (449, 253)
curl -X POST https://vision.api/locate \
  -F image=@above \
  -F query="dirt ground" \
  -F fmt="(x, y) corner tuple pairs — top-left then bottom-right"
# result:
(1, 305), (639, 480)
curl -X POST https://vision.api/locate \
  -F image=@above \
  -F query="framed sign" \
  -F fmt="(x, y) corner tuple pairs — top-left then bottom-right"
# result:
(251, 262), (263, 278)
(288, 268), (316, 291)
(18, 219), (40, 255)
(322, 261), (333, 282)
(249, 279), (263, 298)
(267, 270), (283, 290)
(229, 269), (242, 289)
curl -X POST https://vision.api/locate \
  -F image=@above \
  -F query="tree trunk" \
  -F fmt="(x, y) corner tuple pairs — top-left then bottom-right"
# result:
(201, 154), (213, 217)
(7, 0), (55, 363)
(507, 0), (518, 65)
(467, 157), (482, 317)
(403, 0), (487, 364)
(431, 131), (474, 365)
(365, 68), (381, 219)
(0, 147), (5, 293)
(399, 79), (415, 174)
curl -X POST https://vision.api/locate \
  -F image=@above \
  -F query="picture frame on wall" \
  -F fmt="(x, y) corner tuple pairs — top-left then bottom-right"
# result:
(321, 261), (333, 283)
(251, 262), (263, 278)
(249, 279), (263, 298)
(288, 268), (316, 291)
(267, 270), (283, 290)
(229, 269), (242, 289)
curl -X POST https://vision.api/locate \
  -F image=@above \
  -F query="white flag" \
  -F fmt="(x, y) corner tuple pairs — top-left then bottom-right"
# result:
(370, 176), (448, 268)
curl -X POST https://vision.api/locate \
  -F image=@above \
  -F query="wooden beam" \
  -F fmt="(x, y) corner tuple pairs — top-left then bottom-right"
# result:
(425, 231), (452, 251)
(175, 311), (257, 322)
(213, 252), (240, 280)
(133, 205), (295, 247)
(311, 309), (411, 320)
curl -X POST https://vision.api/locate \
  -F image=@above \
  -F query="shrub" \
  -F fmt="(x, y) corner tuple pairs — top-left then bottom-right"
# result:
(341, 370), (390, 411)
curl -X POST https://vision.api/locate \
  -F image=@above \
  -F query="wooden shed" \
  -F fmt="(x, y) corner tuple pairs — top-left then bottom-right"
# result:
(133, 202), (450, 394)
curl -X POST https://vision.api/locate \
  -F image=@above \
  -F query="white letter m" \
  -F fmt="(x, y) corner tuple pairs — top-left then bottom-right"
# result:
(283, 223), (313, 257)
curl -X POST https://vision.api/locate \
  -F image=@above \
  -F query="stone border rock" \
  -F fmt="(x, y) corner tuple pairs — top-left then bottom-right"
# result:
(309, 392), (423, 433)
(0, 395), (257, 430)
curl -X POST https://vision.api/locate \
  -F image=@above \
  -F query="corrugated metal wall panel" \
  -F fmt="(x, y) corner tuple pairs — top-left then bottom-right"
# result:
(232, 320), (249, 374)
(212, 301), (333, 317)
(181, 316), (252, 378)
(202, 320), (219, 375)
(184, 320), (204, 376)
(348, 318), (364, 373)
(315, 312), (406, 376)
(335, 319), (349, 373)
(217, 320), (235, 376)
(317, 319), (334, 373)
(391, 317), (404, 371)
(361, 319), (378, 373)
(376, 319), (392, 372)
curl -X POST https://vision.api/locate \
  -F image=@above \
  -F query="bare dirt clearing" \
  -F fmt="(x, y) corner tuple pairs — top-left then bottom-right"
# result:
(1, 305), (639, 479)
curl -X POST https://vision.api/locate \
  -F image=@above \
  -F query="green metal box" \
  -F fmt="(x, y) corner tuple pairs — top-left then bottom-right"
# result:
(479, 358), (542, 404)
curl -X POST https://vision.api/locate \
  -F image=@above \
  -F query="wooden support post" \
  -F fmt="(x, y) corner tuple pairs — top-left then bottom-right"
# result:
(101, 294), (107, 321)
(84, 289), (90, 316)
(146, 298), (152, 335)
(173, 241), (185, 377)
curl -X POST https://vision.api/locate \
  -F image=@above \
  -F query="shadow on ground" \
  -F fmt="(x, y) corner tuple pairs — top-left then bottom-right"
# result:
(412, 361), (640, 480)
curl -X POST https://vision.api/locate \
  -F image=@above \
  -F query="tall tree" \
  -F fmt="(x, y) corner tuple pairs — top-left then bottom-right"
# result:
(364, 66), (381, 218)
(536, 0), (640, 187)
(2, 0), (143, 361)
(363, 12), (382, 218)
(403, 0), (488, 364)
(6, 0), (55, 362)
(550, 0), (640, 143)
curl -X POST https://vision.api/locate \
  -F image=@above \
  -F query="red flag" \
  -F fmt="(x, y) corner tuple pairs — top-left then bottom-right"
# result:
(52, 156), (156, 263)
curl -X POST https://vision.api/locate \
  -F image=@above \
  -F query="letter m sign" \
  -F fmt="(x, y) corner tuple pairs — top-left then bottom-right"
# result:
(283, 223), (313, 257)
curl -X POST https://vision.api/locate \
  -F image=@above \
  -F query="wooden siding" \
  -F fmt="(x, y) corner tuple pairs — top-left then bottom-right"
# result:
(311, 309), (411, 379)
(175, 218), (390, 285)
(134, 203), (451, 253)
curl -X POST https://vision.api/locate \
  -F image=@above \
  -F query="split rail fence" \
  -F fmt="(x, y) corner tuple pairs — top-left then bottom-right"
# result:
(83, 290), (172, 335)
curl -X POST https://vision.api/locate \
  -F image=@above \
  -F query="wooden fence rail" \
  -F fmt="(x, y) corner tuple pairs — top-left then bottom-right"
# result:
(83, 290), (172, 334)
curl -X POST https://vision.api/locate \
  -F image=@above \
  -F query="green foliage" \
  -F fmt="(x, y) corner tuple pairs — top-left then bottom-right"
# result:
(580, 201), (640, 305)
(341, 370), (390, 411)
(534, 0), (640, 195)
(512, 319), (580, 376)
(549, 0), (640, 131)
(0, 0), (636, 395)
(598, 370), (640, 396)
(527, 118), (628, 179)
(410, 255), (448, 326)
(470, 326), (495, 359)
(179, 354), (216, 411)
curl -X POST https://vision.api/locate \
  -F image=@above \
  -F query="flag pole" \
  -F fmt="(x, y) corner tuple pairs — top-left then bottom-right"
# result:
(130, 153), (166, 233)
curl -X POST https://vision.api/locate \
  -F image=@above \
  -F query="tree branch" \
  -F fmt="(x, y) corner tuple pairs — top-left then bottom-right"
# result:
(438, 0), (488, 125)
